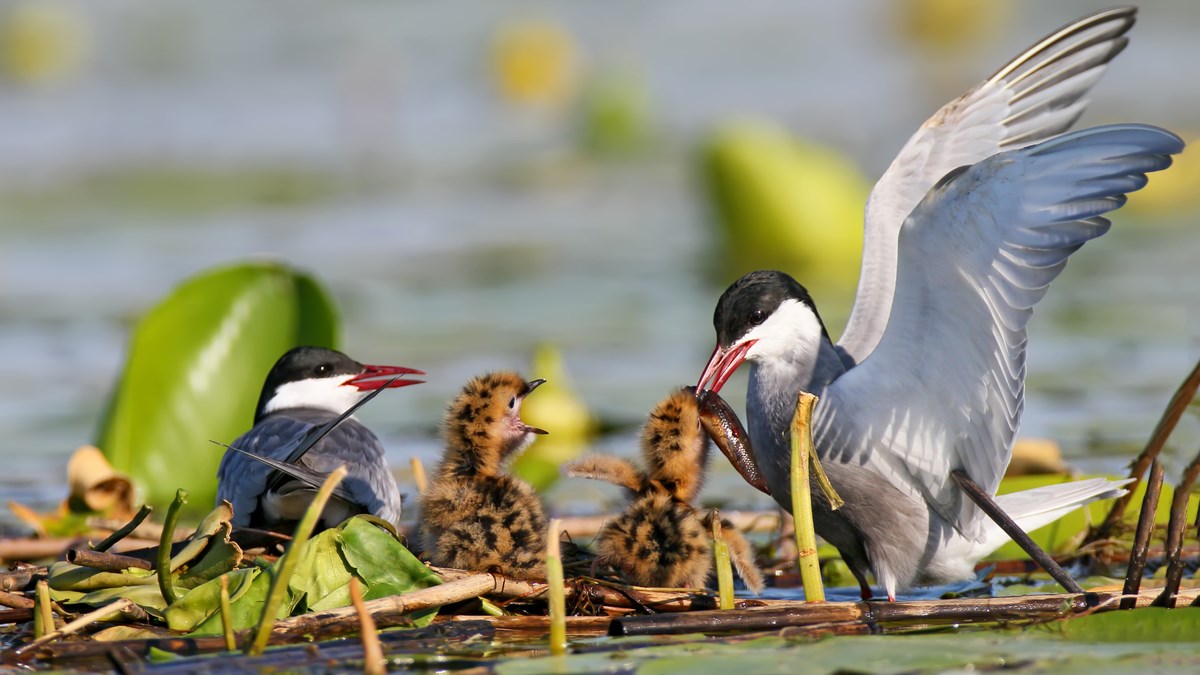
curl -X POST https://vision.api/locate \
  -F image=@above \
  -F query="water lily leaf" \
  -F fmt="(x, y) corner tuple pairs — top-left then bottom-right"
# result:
(1057, 607), (1200, 642)
(97, 261), (339, 512)
(181, 564), (279, 635)
(338, 517), (442, 618)
(285, 517), (441, 622)
(287, 527), (352, 613)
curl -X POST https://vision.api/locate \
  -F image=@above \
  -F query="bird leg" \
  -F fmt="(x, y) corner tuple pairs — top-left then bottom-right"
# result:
(950, 469), (1085, 595)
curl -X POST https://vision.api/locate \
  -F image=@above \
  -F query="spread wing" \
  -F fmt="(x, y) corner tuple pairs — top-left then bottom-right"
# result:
(838, 7), (1136, 363)
(817, 124), (1181, 541)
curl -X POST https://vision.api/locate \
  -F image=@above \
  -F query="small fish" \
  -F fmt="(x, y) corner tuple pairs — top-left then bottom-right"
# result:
(695, 387), (770, 495)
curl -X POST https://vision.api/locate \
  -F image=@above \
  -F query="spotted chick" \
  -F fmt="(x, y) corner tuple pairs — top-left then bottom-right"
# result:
(419, 372), (552, 579)
(565, 389), (764, 593)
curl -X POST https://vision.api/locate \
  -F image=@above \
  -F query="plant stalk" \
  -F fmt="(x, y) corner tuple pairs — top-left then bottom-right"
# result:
(790, 391), (825, 603)
(219, 574), (236, 651)
(546, 518), (567, 656)
(92, 504), (153, 552)
(157, 489), (188, 605)
(248, 465), (347, 656)
(711, 510), (735, 610)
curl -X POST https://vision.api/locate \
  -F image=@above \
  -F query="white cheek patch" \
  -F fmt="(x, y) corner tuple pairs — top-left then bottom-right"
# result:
(742, 299), (825, 363)
(264, 376), (362, 415)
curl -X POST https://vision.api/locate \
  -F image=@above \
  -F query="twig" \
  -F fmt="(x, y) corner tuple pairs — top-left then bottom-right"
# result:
(1089, 357), (1200, 544)
(1121, 460), (1163, 609)
(790, 391), (825, 602)
(711, 510), (734, 610)
(270, 573), (492, 640)
(67, 548), (152, 572)
(546, 518), (567, 656)
(218, 574), (236, 652)
(0, 589), (35, 610)
(951, 470), (1086, 596)
(349, 577), (384, 675)
(1153, 452), (1200, 608)
(157, 489), (188, 605)
(15, 597), (135, 657)
(248, 465), (348, 656)
(92, 504), (153, 552)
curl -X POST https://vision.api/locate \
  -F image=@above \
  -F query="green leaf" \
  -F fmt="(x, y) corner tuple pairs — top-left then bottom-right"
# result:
(286, 527), (352, 613)
(182, 564), (277, 635)
(1057, 607), (1200, 642)
(96, 261), (340, 512)
(285, 516), (443, 626)
(338, 517), (442, 596)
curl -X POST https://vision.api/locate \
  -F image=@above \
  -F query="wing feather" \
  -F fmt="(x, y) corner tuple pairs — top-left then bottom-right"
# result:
(839, 7), (1136, 363)
(818, 124), (1182, 540)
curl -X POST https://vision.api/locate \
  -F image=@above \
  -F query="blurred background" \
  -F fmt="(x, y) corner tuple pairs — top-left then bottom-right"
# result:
(2, 0), (1198, 523)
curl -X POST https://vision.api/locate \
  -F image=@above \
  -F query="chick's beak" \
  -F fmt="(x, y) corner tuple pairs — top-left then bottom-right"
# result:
(696, 341), (756, 394)
(347, 364), (426, 390)
(521, 378), (549, 434)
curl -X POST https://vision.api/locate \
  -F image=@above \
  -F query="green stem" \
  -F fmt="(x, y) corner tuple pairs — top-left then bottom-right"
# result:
(93, 504), (153, 552)
(247, 466), (348, 656)
(219, 574), (236, 652)
(546, 518), (567, 656)
(34, 579), (53, 639)
(157, 489), (188, 606)
(790, 391), (825, 603)
(711, 511), (734, 610)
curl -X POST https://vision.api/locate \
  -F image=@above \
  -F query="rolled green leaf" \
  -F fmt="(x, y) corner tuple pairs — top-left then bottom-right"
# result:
(97, 261), (339, 511)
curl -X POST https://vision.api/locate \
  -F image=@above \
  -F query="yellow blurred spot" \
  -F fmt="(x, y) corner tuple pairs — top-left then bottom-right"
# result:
(1128, 134), (1200, 218)
(522, 343), (593, 443)
(0, 0), (89, 86)
(511, 343), (595, 491)
(1005, 437), (1068, 477)
(895, 0), (1009, 54)
(490, 18), (577, 108)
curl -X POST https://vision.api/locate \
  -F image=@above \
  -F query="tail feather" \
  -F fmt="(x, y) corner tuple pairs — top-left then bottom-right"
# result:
(975, 476), (1131, 557)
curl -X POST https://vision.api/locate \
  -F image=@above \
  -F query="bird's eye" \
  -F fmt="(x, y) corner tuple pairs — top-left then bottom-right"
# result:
(315, 364), (331, 376)
(750, 309), (767, 325)
(508, 397), (516, 409)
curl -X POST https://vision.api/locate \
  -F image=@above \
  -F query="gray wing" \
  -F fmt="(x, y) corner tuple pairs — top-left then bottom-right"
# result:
(838, 7), (1136, 363)
(216, 414), (317, 527)
(817, 125), (1181, 541)
(216, 411), (403, 526)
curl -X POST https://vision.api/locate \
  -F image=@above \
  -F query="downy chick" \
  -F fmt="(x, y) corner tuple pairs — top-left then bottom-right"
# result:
(565, 389), (764, 593)
(420, 372), (551, 579)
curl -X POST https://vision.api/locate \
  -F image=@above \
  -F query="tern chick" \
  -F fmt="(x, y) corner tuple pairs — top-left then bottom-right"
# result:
(566, 389), (764, 593)
(419, 372), (552, 579)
